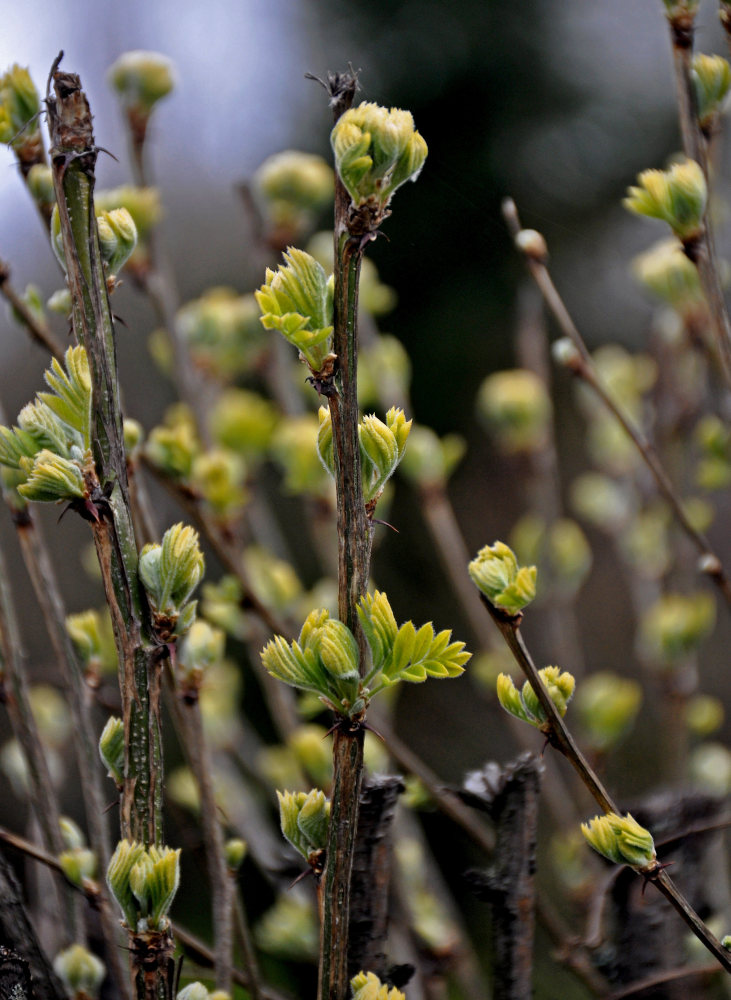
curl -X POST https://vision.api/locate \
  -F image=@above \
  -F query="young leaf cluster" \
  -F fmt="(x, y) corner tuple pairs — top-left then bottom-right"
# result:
(277, 788), (330, 863)
(138, 522), (205, 640)
(317, 405), (412, 504)
(106, 839), (181, 931)
(260, 591), (470, 717)
(496, 666), (576, 730)
(0, 346), (93, 504)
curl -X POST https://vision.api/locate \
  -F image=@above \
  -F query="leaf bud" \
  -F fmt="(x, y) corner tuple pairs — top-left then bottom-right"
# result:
(496, 666), (575, 729)
(17, 450), (85, 503)
(640, 591), (715, 664)
(331, 102), (427, 225)
(255, 247), (334, 374)
(398, 424), (465, 489)
(99, 716), (125, 787)
(477, 369), (551, 454)
(252, 150), (334, 240)
(632, 238), (703, 308)
(0, 65), (41, 158)
(624, 160), (707, 243)
(209, 389), (278, 458)
(581, 812), (657, 869)
(277, 788), (330, 863)
(176, 619), (225, 696)
(145, 404), (200, 479)
(190, 448), (247, 519)
(26, 164), (54, 212)
(139, 522), (204, 639)
(468, 541), (537, 613)
(53, 945), (105, 1000)
(224, 838), (247, 872)
(686, 693), (724, 737)
(96, 208), (138, 276)
(574, 672), (642, 751)
(58, 847), (97, 888)
(108, 51), (175, 112)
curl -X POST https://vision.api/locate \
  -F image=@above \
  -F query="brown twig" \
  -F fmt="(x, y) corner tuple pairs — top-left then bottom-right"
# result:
(0, 259), (65, 360)
(502, 197), (731, 609)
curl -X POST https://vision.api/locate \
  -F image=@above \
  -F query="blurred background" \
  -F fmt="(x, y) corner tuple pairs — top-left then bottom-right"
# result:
(1, 1), (730, 997)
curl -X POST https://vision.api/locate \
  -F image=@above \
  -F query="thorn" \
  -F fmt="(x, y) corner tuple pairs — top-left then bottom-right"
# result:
(287, 867), (313, 890)
(371, 517), (399, 533)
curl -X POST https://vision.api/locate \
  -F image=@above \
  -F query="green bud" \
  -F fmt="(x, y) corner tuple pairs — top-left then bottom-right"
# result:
(108, 51), (175, 112)
(209, 389), (278, 458)
(497, 666), (575, 729)
(139, 522), (204, 638)
(176, 619), (225, 695)
(107, 840), (147, 928)
(316, 406), (335, 477)
(255, 248), (335, 373)
(59, 847), (97, 887)
(331, 102), (427, 223)
(0, 65), (40, 146)
(99, 716), (125, 786)
(574, 672), (642, 751)
(306, 231), (398, 319)
(581, 812), (656, 869)
(289, 724), (333, 788)
(254, 895), (318, 962)
(686, 694), (724, 737)
(359, 407), (412, 502)
(66, 608), (117, 680)
(640, 591), (715, 664)
(632, 238), (703, 308)
(624, 160), (707, 243)
(242, 545), (302, 612)
(47, 288), (72, 315)
(146, 404), (200, 479)
(53, 945), (105, 1000)
(468, 541), (537, 613)
(692, 54), (731, 130)
(128, 845), (181, 929)
(190, 449), (247, 519)
(398, 424), (465, 489)
(224, 838), (247, 872)
(570, 472), (632, 532)
(96, 208), (138, 276)
(252, 150), (334, 237)
(17, 449), (85, 503)
(95, 185), (162, 242)
(8, 284), (45, 332)
(277, 788), (330, 863)
(696, 415), (731, 490)
(26, 165), (54, 207)
(689, 742), (731, 795)
(176, 289), (267, 379)
(272, 414), (332, 496)
(350, 971), (406, 1000)
(477, 369), (551, 454)
(59, 816), (86, 852)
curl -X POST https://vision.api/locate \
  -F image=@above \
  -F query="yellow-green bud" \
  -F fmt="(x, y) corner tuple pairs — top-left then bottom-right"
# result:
(99, 716), (125, 786)
(127, 844), (181, 929)
(95, 186), (162, 242)
(692, 53), (731, 131)
(686, 694), (724, 737)
(632, 238), (703, 308)
(17, 450), (85, 503)
(359, 407), (412, 502)
(624, 160), (707, 243)
(108, 51), (175, 112)
(242, 546), (302, 612)
(0, 65), (40, 145)
(53, 945), (105, 1000)
(689, 742), (731, 795)
(176, 288), (267, 379)
(190, 448), (247, 519)
(66, 608), (117, 680)
(277, 789), (330, 863)
(252, 150), (334, 237)
(350, 971), (406, 1000)
(209, 389), (278, 457)
(59, 848), (97, 887)
(570, 472), (631, 532)
(497, 666), (575, 729)
(289, 725), (333, 788)
(26, 164), (54, 208)
(59, 816), (85, 852)
(96, 208), (138, 276)
(139, 523), (204, 639)
(271, 414), (332, 496)
(331, 102), (427, 223)
(123, 418), (144, 457)
(107, 840), (147, 928)
(581, 812), (656, 869)
(398, 424), (465, 489)
(477, 369), (552, 454)
(255, 247), (335, 374)
(47, 289), (72, 315)
(640, 591), (715, 664)
(145, 404), (200, 479)
(176, 619), (225, 695)
(575, 672), (642, 751)
(224, 838), (247, 872)
(696, 415), (731, 490)
(254, 895), (318, 962)
(468, 541), (537, 613)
